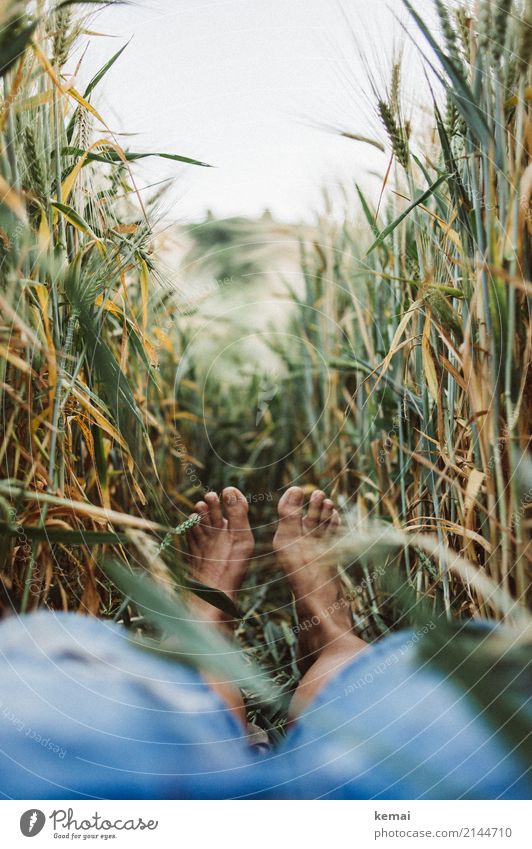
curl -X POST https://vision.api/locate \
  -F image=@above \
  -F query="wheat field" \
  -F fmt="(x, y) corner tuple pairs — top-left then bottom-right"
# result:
(0, 0), (531, 739)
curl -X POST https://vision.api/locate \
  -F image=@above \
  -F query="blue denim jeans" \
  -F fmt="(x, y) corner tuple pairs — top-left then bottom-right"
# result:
(0, 612), (529, 799)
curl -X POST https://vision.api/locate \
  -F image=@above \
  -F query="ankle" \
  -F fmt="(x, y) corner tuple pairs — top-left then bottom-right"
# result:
(295, 608), (353, 665)
(189, 597), (231, 630)
(294, 588), (353, 636)
(297, 624), (366, 675)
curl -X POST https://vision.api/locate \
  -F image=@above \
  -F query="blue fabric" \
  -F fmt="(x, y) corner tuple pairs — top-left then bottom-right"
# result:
(0, 612), (255, 799)
(0, 612), (529, 799)
(265, 630), (531, 800)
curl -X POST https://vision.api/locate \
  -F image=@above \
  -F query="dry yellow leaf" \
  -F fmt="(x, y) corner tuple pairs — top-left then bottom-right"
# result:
(0, 175), (28, 222)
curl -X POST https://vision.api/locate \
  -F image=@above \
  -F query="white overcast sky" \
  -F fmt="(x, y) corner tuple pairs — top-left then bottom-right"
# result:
(75, 0), (436, 223)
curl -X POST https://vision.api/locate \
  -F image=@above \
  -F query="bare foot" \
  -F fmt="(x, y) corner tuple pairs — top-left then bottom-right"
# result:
(187, 487), (254, 629)
(273, 486), (366, 673)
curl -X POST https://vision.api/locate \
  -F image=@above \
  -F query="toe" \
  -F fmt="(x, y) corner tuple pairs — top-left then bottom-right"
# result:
(204, 491), (225, 529)
(277, 486), (305, 531)
(222, 487), (250, 531)
(188, 533), (201, 556)
(317, 498), (334, 534)
(303, 489), (325, 533)
(194, 501), (210, 531)
(188, 511), (204, 538)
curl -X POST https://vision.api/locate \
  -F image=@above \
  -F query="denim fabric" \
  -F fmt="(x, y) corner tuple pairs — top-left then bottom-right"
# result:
(265, 630), (531, 799)
(0, 613), (529, 799)
(0, 612), (254, 799)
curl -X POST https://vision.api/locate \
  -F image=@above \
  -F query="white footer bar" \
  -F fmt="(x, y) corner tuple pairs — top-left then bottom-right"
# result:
(2, 799), (529, 848)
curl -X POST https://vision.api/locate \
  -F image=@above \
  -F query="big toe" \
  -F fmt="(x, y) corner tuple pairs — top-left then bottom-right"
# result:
(277, 486), (305, 531)
(222, 487), (250, 531)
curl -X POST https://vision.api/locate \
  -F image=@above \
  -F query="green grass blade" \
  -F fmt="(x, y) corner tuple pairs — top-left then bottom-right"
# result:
(62, 147), (212, 168)
(401, 0), (490, 146)
(101, 557), (275, 700)
(83, 39), (131, 98)
(366, 173), (448, 256)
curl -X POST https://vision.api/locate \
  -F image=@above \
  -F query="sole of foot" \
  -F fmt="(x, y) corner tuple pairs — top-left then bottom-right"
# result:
(187, 487), (254, 628)
(273, 486), (364, 672)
